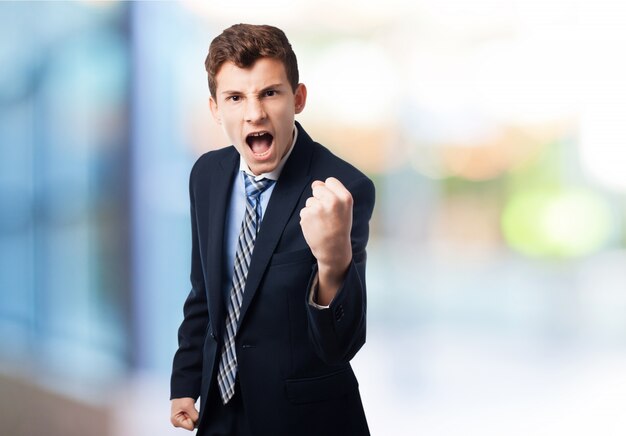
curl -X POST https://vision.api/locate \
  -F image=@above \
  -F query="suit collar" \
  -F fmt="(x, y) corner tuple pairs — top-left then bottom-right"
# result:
(206, 150), (239, 339)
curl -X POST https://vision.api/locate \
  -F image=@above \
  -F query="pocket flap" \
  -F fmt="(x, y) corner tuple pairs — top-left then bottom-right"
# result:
(285, 367), (358, 404)
(270, 247), (314, 266)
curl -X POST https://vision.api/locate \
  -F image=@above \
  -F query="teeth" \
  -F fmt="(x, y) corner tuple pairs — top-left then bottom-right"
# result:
(249, 132), (268, 137)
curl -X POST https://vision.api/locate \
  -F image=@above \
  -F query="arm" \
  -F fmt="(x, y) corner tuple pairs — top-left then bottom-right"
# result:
(300, 176), (375, 364)
(170, 164), (209, 428)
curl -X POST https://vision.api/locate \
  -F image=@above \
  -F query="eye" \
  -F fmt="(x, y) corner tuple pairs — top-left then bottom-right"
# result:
(227, 95), (241, 102)
(264, 90), (277, 97)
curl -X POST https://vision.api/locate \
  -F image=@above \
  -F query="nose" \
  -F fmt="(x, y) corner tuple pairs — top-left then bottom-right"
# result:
(244, 98), (266, 123)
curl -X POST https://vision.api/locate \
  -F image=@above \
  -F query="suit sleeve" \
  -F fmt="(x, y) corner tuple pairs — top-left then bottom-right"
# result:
(170, 162), (210, 400)
(305, 176), (375, 365)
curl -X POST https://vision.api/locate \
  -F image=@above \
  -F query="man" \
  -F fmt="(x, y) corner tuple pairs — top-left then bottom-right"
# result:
(170, 23), (375, 435)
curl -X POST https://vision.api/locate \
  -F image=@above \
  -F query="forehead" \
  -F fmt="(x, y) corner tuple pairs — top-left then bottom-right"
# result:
(214, 57), (289, 92)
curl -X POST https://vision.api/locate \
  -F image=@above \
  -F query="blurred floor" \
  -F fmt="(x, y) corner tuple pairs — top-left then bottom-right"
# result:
(0, 367), (110, 436)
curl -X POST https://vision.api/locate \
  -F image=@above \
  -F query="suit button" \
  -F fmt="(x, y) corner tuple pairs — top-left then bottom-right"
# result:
(335, 305), (344, 321)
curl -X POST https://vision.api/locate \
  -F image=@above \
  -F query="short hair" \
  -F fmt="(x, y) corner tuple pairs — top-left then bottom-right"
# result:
(205, 23), (300, 99)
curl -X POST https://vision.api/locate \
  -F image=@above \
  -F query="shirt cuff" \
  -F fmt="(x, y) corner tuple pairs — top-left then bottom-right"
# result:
(307, 272), (330, 310)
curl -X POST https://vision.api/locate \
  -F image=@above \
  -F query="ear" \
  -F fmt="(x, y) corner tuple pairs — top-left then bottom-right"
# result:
(294, 83), (307, 114)
(209, 96), (221, 124)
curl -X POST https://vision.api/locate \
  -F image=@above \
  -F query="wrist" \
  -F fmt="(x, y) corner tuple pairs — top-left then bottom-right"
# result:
(317, 260), (349, 287)
(315, 253), (351, 306)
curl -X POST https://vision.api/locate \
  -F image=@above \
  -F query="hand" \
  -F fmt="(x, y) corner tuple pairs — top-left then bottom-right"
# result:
(170, 397), (199, 431)
(300, 177), (353, 304)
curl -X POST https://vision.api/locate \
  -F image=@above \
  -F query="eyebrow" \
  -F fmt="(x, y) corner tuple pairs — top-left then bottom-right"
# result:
(259, 84), (284, 92)
(220, 83), (285, 96)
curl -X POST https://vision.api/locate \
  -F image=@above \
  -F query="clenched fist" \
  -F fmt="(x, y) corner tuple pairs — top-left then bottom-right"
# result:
(170, 397), (199, 431)
(300, 177), (353, 305)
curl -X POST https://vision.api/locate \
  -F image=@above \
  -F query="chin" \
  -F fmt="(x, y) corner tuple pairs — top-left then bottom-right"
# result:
(251, 162), (278, 175)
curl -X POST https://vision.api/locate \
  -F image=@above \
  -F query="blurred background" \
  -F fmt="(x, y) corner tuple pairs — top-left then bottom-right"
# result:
(1, 1), (625, 435)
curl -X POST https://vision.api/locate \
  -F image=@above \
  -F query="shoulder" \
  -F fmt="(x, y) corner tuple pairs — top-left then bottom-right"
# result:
(189, 146), (237, 185)
(190, 146), (236, 177)
(187, 146), (237, 201)
(308, 140), (375, 199)
(295, 121), (375, 202)
(303, 135), (376, 228)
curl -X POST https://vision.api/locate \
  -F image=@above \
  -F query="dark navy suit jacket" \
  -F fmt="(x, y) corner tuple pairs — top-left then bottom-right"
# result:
(171, 122), (375, 435)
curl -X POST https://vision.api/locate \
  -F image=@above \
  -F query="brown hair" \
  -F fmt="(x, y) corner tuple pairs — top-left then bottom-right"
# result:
(205, 24), (299, 99)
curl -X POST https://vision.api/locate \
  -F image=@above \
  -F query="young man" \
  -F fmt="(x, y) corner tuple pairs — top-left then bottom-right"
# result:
(170, 24), (375, 435)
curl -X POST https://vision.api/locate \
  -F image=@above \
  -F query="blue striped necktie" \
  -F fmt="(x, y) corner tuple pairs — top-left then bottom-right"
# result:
(217, 173), (275, 404)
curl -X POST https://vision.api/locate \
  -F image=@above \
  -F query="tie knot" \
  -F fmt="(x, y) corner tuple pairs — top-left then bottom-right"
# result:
(244, 173), (275, 199)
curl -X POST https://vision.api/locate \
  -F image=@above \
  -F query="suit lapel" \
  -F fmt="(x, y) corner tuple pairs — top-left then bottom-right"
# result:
(206, 149), (239, 340)
(236, 124), (314, 330)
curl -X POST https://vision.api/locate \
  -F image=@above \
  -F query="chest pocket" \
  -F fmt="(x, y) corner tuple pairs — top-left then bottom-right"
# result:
(269, 247), (314, 267)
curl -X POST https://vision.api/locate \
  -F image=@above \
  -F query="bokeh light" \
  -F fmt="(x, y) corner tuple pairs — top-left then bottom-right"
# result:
(502, 188), (615, 258)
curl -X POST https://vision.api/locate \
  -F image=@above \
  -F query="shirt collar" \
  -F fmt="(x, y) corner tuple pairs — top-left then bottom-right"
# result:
(239, 124), (298, 181)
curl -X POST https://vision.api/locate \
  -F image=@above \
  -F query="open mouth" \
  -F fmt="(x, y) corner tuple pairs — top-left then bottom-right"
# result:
(246, 131), (274, 157)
